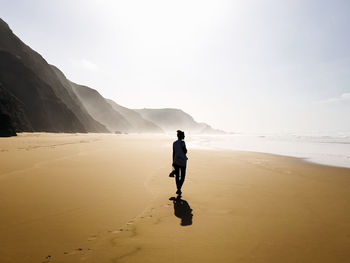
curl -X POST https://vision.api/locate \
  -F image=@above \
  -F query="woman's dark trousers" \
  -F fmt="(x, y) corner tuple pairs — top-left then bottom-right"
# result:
(174, 165), (186, 191)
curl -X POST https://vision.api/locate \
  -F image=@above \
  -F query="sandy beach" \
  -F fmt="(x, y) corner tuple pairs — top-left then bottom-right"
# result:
(1, 133), (350, 263)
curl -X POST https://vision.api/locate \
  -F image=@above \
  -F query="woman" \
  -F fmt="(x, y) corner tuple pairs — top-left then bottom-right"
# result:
(172, 130), (188, 195)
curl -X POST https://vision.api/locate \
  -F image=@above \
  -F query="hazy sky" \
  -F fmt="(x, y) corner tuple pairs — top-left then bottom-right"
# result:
(1, 0), (350, 133)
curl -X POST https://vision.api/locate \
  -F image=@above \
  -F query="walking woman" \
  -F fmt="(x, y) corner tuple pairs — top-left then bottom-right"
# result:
(172, 130), (188, 195)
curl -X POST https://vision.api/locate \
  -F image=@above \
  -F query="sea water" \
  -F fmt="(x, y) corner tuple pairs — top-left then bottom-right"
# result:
(187, 133), (350, 168)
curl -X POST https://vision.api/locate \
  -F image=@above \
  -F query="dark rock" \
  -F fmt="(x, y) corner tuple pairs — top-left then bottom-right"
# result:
(0, 83), (32, 132)
(0, 113), (16, 137)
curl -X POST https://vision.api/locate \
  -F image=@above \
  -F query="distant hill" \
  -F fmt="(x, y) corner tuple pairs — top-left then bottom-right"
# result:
(106, 99), (163, 133)
(135, 108), (225, 134)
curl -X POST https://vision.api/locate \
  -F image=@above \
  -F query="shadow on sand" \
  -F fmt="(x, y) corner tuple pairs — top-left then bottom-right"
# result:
(169, 196), (193, 226)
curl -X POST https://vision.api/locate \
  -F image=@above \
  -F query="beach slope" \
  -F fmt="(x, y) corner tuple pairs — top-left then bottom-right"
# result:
(0, 133), (350, 263)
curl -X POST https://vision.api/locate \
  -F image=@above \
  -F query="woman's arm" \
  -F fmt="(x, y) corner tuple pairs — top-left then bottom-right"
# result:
(183, 142), (187, 154)
(173, 143), (175, 162)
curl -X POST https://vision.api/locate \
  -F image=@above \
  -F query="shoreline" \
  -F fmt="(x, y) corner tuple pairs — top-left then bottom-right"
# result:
(189, 145), (350, 170)
(186, 134), (350, 169)
(4, 132), (350, 169)
(1, 133), (350, 263)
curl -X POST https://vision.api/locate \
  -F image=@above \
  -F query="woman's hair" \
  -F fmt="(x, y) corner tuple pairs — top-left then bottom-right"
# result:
(177, 130), (185, 140)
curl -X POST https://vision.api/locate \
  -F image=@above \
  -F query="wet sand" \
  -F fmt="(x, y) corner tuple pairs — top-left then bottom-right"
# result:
(0, 133), (350, 263)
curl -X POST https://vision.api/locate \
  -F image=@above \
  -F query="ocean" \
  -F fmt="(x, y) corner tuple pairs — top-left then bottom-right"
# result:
(187, 133), (350, 168)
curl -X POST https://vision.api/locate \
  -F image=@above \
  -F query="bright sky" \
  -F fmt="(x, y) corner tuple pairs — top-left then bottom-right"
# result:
(1, 0), (350, 133)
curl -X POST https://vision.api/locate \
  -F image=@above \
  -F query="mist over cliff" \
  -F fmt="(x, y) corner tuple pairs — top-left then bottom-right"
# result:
(135, 108), (225, 134)
(0, 18), (223, 137)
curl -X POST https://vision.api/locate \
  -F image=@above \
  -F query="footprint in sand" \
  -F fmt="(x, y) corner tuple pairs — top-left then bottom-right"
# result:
(63, 248), (92, 256)
(42, 255), (52, 263)
(88, 235), (97, 241)
(111, 229), (124, 234)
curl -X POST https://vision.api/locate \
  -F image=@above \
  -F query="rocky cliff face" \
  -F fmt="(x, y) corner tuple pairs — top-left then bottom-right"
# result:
(0, 18), (107, 134)
(0, 50), (85, 132)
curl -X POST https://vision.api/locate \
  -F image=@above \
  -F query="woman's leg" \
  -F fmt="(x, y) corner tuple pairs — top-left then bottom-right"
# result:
(178, 166), (186, 190)
(174, 165), (181, 190)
